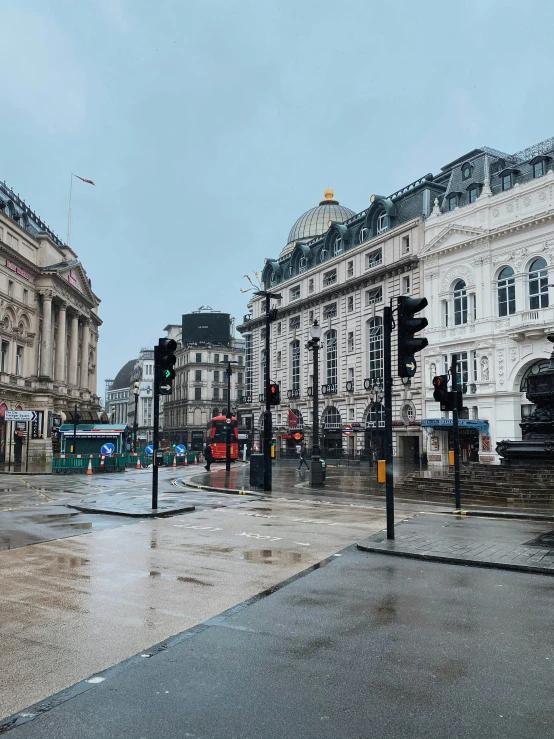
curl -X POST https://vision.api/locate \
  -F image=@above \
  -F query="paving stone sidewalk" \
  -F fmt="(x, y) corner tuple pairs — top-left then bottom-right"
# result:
(358, 512), (554, 575)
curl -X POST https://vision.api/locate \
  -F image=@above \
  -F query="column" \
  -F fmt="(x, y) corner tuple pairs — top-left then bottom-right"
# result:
(55, 303), (67, 382)
(69, 313), (79, 386)
(80, 320), (89, 390)
(41, 292), (53, 377)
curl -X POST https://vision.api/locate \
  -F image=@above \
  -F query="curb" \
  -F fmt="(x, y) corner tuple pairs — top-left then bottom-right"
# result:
(182, 478), (264, 498)
(356, 542), (554, 577)
(451, 509), (554, 522)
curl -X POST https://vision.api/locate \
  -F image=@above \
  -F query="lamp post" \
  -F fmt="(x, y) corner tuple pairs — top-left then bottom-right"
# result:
(225, 360), (239, 472)
(72, 403), (79, 454)
(307, 320), (324, 487)
(133, 381), (139, 453)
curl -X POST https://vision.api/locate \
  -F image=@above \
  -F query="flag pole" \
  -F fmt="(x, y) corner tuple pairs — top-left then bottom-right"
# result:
(66, 173), (73, 247)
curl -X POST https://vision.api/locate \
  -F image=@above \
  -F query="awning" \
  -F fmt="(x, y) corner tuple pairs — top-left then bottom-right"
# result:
(422, 418), (489, 433)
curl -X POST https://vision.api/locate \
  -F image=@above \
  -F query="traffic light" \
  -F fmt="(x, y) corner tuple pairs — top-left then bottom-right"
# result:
(432, 375), (450, 410)
(397, 296), (429, 378)
(268, 382), (281, 406)
(155, 337), (177, 393)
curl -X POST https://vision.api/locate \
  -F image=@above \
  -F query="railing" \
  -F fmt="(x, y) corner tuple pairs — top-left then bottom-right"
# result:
(239, 395), (252, 404)
(521, 310), (540, 323)
(321, 383), (337, 395)
(287, 388), (300, 399)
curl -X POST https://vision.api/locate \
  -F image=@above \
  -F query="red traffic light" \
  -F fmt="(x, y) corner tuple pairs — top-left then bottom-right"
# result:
(268, 383), (281, 405)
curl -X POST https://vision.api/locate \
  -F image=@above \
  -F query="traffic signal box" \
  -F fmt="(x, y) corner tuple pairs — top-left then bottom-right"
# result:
(155, 338), (177, 393)
(268, 382), (281, 405)
(432, 375), (464, 412)
(397, 296), (429, 378)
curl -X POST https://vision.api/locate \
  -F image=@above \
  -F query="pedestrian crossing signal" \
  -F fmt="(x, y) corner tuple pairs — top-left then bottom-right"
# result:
(268, 383), (281, 405)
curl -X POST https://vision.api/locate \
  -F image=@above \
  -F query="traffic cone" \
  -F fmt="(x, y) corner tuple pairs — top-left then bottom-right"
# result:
(136, 453), (141, 470)
(86, 457), (93, 475)
(184, 455), (188, 467)
(100, 455), (105, 469)
(194, 454), (198, 465)
(173, 454), (177, 468)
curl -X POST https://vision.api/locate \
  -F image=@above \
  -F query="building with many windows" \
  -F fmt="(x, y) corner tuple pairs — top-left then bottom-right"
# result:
(0, 179), (102, 467)
(421, 136), (554, 464)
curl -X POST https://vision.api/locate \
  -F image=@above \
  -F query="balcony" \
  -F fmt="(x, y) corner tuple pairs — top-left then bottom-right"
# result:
(239, 395), (252, 404)
(287, 388), (300, 400)
(321, 382), (337, 395)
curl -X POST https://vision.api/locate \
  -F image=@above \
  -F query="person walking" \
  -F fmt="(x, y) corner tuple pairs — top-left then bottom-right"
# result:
(204, 442), (214, 472)
(298, 442), (310, 471)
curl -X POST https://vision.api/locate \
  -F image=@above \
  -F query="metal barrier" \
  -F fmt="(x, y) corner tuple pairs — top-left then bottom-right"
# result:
(52, 453), (127, 474)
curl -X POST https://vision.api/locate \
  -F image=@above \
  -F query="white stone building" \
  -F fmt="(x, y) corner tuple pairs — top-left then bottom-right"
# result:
(421, 137), (554, 464)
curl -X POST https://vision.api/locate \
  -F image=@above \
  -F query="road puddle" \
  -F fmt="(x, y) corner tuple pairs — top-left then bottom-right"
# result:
(149, 570), (213, 586)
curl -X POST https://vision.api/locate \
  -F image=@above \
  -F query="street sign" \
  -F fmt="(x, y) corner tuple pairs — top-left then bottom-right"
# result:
(342, 425), (354, 435)
(175, 444), (186, 454)
(225, 418), (232, 425)
(403, 356), (417, 377)
(145, 445), (154, 456)
(238, 433), (249, 440)
(5, 410), (36, 421)
(159, 382), (172, 395)
(101, 443), (115, 456)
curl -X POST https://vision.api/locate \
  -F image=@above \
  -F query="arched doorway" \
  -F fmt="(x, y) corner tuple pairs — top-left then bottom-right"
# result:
(322, 406), (342, 457)
(363, 403), (385, 463)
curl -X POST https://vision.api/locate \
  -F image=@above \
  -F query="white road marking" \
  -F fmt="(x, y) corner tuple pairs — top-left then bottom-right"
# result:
(238, 532), (282, 541)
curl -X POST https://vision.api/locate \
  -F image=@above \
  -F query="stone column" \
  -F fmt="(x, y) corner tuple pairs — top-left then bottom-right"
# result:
(69, 313), (79, 386)
(40, 292), (53, 377)
(80, 320), (89, 390)
(55, 303), (67, 382)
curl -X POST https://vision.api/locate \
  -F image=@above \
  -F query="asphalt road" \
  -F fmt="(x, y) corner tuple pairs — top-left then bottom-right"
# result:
(4, 547), (553, 739)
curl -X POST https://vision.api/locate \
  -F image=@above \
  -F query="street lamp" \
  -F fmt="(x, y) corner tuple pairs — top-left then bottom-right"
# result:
(225, 360), (239, 472)
(133, 381), (140, 452)
(307, 320), (324, 487)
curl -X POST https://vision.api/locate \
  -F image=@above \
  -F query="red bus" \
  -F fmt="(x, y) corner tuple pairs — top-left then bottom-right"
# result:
(207, 415), (239, 460)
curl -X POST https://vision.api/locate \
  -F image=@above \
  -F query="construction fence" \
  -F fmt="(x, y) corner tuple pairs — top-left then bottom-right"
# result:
(52, 451), (203, 474)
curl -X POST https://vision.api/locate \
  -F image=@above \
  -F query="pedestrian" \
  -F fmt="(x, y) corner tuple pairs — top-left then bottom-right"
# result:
(298, 442), (310, 471)
(204, 442), (214, 472)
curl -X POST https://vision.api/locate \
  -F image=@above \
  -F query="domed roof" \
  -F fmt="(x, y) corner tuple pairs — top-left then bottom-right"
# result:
(111, 359), (137, 390)
(287, 189), (355, 245)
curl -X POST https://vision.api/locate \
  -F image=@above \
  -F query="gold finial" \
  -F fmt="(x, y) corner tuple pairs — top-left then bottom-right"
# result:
(324, 188), (334, 200)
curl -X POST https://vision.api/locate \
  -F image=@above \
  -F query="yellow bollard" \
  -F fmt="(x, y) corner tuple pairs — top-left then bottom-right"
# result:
(377, 459), (386, 483)
(449, 450), (455, 466)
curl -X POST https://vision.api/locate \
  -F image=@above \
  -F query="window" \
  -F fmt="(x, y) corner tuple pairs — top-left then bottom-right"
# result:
(323, 303), (337, 320)
(348, 367), (354, 382)
(308, 278), (314, 293)
(359, 227), (369, 244)
(319, 249), (329, 263)
(501, 173), (513, 191)
(323, 269), (337, 287)
(237, 372), (243, 385)
(529, 257), (549, 309)
(533, 160), (547, 178)
(402, 275), (411, 294)
(402, 404), (415, 422)
(376, 212), (387, 234)
(213, 387), (220, 400)
(277, 322), (282, 336)
(23, 289), (28, 304)
(7, 280), (13, 297)
(214, 370), (220, 382)
(458, 352), (469, 386)
(299, 256), (308, 273)
(245, 335), (252, 394)
(402, 235), (410, 254)
(462, 163), (472, 180)
(468, 185), (481, 203)
(277, 351), (281, 369)
(223, 388), (228, 401)
(365, 286), (382, 306)
(366, 249), (382, 269)
(333, 235), (343, 256)
(348, 332), (354, 352)
(238, 356), (243, 365)
(1, 341), (8, 373)
(196, 353), (202, 363)
(443, 300), (449, 327)
(347, 296), (354, 312)
(326, 331), (337, 385)
(498, 266), (516, 316)
(291, 341), (300, 392)
(223, 354), (228, 362)
(194, 387), (201, 400)
(368, 317), (383, 381)
(195, 369), (202, 382)
(368, 403), (385, 427)
(309, 310), (314, 323)
(290, 285), (300, 301)
(454, 280), (468, 325)
(447, 194), (458, 211)
(214, 353), (219, 363)
(472, 351), (478, 382)
(348, 407), (355, 420)
(15, 345), (22, 375)
(347, 260), (354, 278)
(289, 315), (300, 330)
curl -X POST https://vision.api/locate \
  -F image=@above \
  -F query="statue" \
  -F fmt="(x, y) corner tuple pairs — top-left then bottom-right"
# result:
(480, 356), (489, 381)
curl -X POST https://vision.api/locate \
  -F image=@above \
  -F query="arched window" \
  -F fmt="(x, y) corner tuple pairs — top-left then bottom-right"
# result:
(326, 330), (337, 385)
(520, 360), (550, 392)
(529, 257), (549, 309)
(359, 227), (369, 244)
(367, 403), (385, 427)
(454, 280), (468, 325)
(376, 211), (388, 234)
(291, 340), (300, 392)
(333, 235), (343, 256)
(323, 406), (342, 429)
(498, 267), (515, 316)
(368, 317), (383, 382)
(299, 255), (308, 273)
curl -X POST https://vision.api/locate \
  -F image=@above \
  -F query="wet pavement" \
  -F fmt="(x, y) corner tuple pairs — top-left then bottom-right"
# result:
(358, 512), (554, 574)
(4, 547), (554, 739)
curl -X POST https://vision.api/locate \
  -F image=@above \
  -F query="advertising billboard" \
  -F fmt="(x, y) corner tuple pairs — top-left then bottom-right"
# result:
(182, 312), (230, 346)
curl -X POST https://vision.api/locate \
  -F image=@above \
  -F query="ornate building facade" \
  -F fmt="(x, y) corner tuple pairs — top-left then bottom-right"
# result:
(0, 180), (101, 466)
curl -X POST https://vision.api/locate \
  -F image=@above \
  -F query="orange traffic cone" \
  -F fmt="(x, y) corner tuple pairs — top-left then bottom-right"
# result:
(194, 454), (198, 465)
(136, 453), (141, 470)
(173, 454), (177, 468)
(86, 457), (93, 475)
(184, 455), (188, 467)
(100, 455), (105, 469)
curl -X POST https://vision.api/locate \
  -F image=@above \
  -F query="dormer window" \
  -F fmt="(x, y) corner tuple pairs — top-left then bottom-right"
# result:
(333, 235), (343, 256)
(319, 248), (329, 263)
(499, 168), (518, 191)
(299, 255), (308, 273)
(531, 156), (550, 179)
(468, 184), (482, 204)
(358, 227), (369, 244)
(376, 212), (388, 234)
(461, 163), (473, 180)
(447, 193), (459, 211)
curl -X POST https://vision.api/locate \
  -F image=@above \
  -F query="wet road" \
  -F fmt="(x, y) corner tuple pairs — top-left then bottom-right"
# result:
(0, 467), (401, 720)
(5, 548), (554, 739)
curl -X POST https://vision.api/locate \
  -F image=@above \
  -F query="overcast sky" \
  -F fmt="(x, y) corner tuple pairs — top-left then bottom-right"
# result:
(2, 0), (553, 394)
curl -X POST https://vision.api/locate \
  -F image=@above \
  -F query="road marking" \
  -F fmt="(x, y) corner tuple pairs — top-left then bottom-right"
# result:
(295, 542), (311, 546)
(238, 532), (283, 541)
(174, 524), (222, 531)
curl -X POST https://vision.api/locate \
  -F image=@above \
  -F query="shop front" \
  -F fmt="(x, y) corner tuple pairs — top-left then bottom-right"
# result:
(422, 418), (489, 466)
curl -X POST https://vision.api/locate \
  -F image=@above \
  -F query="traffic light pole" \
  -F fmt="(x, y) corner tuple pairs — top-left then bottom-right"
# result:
(451, 353), (461, 510)
(152, 345), (160, 509)
(263, 293), (272, 492)
(384, 306), (394, 540)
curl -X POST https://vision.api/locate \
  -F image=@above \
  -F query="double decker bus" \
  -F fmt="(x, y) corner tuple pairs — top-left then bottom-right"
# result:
(206, 415), (239, 460)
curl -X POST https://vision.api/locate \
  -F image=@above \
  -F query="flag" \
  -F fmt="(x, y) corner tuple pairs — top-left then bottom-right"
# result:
(288, 409), (298, 428)
(74, 175), (95, 186)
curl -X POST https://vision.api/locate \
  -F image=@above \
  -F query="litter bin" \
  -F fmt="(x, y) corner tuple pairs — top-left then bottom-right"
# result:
(249, 453), (265, 489)
(310, 458), (325, 487)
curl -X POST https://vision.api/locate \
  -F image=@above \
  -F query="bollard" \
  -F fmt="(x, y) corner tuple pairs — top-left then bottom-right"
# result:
(100, 455), (105, 470)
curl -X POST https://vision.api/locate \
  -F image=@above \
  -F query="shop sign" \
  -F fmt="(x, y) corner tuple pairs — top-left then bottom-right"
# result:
(6, 260), (32, 281)
(68, 270), (78, 287)
(282, 432), (303, 441)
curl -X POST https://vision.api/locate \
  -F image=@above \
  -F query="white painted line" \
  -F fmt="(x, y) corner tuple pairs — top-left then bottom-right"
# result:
(86, 676), (105, 684)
